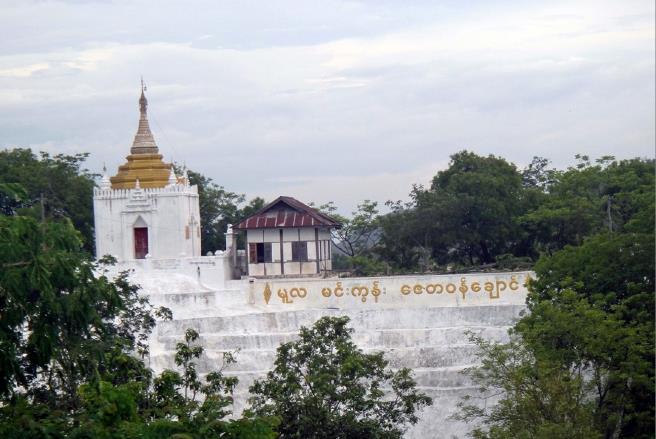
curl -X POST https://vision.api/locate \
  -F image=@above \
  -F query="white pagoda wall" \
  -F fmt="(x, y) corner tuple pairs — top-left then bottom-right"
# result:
(137, 270), (532, 439)
(93, 185), (201, 261)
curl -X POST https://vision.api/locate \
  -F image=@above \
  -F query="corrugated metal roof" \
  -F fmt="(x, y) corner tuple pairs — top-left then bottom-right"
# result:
(234, 196), (341, 230)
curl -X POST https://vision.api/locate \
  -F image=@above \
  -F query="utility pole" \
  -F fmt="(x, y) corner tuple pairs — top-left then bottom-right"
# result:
(40, 193), (45, 222)
(607, 195), (613, 233)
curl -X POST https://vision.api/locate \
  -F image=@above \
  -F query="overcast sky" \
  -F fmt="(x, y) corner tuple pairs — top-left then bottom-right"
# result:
(1, 0), (654, 213)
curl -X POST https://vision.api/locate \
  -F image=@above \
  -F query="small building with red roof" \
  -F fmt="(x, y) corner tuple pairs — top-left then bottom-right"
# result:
(233, 196), (341, 277)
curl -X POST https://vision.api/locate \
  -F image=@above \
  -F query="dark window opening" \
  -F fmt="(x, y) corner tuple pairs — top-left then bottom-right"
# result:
(249, 242), (272, 263)
(292, 241), (308, 262)
(134, 227), (148, 259)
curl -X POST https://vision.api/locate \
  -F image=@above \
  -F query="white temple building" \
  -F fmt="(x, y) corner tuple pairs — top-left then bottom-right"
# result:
(94, 85), (532, 439)
(93, 85), (201, 261)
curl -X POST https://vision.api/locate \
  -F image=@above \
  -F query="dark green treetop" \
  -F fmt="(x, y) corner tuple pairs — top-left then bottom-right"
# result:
(249, 316), (432, 439)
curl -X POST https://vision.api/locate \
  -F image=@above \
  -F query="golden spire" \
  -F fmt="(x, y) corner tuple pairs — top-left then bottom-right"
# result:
(109, 81), (172, 189)
(131, 79), (159, 154)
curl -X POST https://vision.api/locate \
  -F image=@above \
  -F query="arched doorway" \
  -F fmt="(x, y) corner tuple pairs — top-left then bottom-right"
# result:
(133, 216), (149, 259)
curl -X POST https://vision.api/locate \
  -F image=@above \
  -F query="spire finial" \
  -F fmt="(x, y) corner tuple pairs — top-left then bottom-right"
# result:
(100, 163), (111, 189)
(167, 166), (177, 187)
(130, 79), (158, 154)
(182, 164), (189, 186)
(139, 78), (148, 115)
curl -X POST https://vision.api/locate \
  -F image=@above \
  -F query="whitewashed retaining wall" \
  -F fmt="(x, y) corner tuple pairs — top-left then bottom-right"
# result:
(117, 266), (531, 438)
(247, 272), (531, 310)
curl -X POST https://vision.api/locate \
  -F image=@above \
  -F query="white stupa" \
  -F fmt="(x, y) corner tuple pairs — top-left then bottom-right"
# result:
(93, 83), (201, 261)
(92, 84), (532, 439)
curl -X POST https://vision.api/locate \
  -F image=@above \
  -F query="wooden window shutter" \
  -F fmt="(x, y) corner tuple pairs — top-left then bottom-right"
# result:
(292, 241), (308, 262)
(264, 243), (273, 262)
(249, 243), (257, 263)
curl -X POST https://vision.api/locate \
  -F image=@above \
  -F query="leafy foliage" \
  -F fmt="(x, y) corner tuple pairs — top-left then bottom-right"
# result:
(0, 215), (159, 406)
(65, 328), (277, 438)
(249, 316), (432, 439)
(177, 165), (265, 254)
(313, 200), (387, 276)
(455, 332), (601, 439)
(374, 151), (530, 270)
(0, 148), (97, 252)
(314, 200), (379, 258)
(519, 156), (654, 255)
(374, 152), (654, 274)
(456, 155), (655, 438)
(0, 212), (276, 438)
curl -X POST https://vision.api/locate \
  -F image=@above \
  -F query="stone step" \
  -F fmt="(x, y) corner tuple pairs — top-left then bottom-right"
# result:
(148, 303), (523, 439)
(156, 305), (525, 337)
(146, 289), (252, 319)
(156, 325), (510, 351)
(150, 363), (475, 388)
(211, 369), (481, 417)
(149, 341), (501, 373)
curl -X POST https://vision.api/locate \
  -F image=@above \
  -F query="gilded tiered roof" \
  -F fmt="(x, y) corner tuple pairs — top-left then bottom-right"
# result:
(110, 85), (172, 189)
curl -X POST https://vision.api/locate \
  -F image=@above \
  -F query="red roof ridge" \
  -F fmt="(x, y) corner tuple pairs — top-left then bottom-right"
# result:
(233, 195), (341, 230)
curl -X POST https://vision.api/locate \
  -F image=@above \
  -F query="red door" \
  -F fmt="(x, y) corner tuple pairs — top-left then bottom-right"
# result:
(134, 227), (148, 259)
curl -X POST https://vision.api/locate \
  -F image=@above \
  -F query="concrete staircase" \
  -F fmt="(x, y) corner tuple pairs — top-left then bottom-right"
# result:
(148, 303), (525, 438)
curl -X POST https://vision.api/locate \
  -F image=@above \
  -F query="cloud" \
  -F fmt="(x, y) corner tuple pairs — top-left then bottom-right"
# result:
(0, 62), (50, 78)
(256, 160), (449, 215)
(0, 0), (653, 213)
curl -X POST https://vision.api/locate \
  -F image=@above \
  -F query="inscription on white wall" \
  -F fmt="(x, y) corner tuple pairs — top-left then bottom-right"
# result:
(251, 271), (533, 310)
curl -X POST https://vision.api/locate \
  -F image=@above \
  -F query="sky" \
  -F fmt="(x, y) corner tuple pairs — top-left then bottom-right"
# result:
(1, 0), (654, 214)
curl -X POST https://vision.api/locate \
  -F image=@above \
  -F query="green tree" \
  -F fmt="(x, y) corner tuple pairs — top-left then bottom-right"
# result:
(313, 200), (385, 276)
(376, 151), (528, 270)
(176, 165), (265, 254)
(519, 156), (654, 255)
(521, 156), (557, 189)
(376, 196), (443, 272)
(315, 200), (379, 258)
(0, 210), (276, 438)
(458, 208), (654, 436)
(456, 330), (601, 439)
(0, 148), (97, 252)
(425, 151), (526, 264)
(249, 316), (432, 439)
(0, 215), (151, 403)
(523, 236), (654, 438)
(67, 329), (277, 439)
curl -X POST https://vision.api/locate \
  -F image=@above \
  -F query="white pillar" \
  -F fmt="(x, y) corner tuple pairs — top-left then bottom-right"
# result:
(225, 224), (238, 278)
(225, 223), (235, 253)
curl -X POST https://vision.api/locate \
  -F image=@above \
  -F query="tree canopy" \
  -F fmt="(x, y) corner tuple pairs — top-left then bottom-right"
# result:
(175, 165), (265, 254)
(249, 316), (432, 439)
(0, 148), (97, 253)
(340, 152), (654, 275)
(0, 205), (276, 438)
(455, 155), (655, 438)
(2, 146), (652, 437)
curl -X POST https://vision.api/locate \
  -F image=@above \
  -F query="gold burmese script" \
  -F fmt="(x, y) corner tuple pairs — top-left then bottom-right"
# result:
(277, 287), (308, 304)
(400, 275), (525, 300)
(261, 273), (529, 305)
(321, 281), (383, 303)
